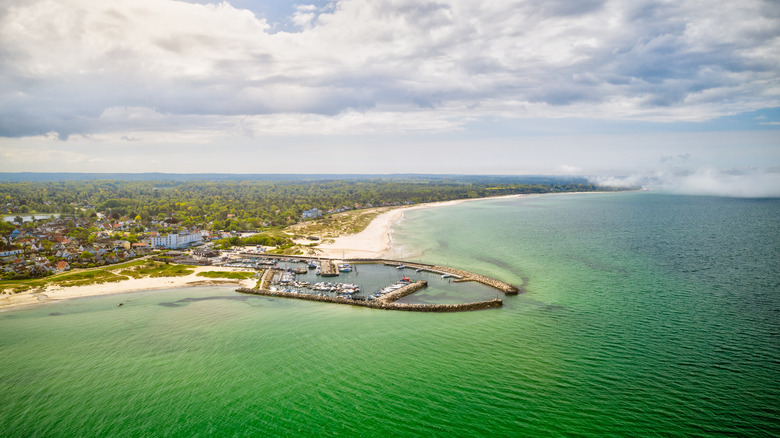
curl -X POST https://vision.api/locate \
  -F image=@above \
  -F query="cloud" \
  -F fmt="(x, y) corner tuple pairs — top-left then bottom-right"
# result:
(593, 167), (780, 198)
(0, 0), (778, 140)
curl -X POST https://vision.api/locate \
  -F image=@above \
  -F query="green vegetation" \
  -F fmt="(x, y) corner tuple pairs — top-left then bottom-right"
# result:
(289, 207), (392, 240)
(196, 271), (255, 280)
(212, 233), (292, 250)
(0, 176), (615, 230)
(119, 261), (194, 278)
(0, 268), (129, 293)
(0, 261), (193, 294)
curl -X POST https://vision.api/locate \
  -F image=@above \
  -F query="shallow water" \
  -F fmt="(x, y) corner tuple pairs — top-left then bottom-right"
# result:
(1, 192), (778, 436)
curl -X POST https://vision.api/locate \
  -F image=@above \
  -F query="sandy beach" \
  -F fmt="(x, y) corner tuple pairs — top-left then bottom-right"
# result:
(0, 266), (256, 311)
(1, 192), (538, 311)
(314, 194), (529, 259)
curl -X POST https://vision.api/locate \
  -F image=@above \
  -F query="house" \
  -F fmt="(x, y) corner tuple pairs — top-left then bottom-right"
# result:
(301, 208), (322, 219)
(132, 242), (151, 253)
(0, 249), (23, 257)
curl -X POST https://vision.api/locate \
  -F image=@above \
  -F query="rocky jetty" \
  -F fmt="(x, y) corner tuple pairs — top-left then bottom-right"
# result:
(235, 287), (502, 312)
(374, 280), (427, 302)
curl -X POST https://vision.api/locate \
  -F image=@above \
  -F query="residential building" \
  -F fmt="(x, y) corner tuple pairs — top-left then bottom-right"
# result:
(150, 232), (202, 249)
(302, 208), (322, 219)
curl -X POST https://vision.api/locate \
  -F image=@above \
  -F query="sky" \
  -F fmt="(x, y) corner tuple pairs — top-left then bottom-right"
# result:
(1, 0), (779, 196)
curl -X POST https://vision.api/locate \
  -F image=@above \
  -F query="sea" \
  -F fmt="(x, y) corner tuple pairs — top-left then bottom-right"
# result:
(1, 192), (778, 437)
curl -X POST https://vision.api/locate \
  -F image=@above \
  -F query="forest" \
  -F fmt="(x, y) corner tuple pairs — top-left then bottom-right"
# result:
(0, 175), (623, 230)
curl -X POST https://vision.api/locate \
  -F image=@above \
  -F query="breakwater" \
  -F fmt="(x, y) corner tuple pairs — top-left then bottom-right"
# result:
(352, 258), (519, 294)
(235, 286), (502, 312)
(232, 254), (519, 294)
(374, 280), (427, 302)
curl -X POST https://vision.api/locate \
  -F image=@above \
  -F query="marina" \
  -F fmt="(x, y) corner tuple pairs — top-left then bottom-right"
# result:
(235, 255), (517, 311)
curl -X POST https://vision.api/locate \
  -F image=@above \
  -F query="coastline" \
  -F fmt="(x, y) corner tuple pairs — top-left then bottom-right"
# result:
(0, 266), (256, 312)
(314, 193), (537, 259)
(1, 191), (606, 311)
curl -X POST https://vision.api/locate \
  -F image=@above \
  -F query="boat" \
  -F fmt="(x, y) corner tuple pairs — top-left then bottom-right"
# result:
(280, 272), (295, 284)
(294, 267), (308, 274)
(416, 268), (423, 272)
(338, 264), (353, 272)
(400, 276), (411, 283)
(441, 274), (452, 278)
(396, 265), (405, 270)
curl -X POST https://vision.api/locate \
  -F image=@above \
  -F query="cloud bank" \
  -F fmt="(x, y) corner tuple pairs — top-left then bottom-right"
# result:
(1, 0), (779, 139)
(594, 167), (780, 198)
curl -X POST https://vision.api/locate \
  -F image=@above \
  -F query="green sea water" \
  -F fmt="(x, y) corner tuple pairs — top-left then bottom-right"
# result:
(1, 192), (778, 437)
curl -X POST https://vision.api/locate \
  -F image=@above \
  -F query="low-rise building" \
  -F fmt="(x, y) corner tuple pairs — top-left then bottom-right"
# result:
(151, 232), (202, 249)
(302, 208), (322, 219)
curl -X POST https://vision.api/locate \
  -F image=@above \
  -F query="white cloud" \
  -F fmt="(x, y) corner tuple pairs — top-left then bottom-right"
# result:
(593, 167), (780, 198)
(1, 0), (778, 140)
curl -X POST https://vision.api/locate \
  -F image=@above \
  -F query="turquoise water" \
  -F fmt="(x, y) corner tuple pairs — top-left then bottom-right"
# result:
(1, 192), (778, 436)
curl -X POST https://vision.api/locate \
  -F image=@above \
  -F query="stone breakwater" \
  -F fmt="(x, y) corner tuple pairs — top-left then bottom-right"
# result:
(431, 265), (518, 294)
(235, 286), (502, 312)
(351, 258), (520, 295)
(374, 280), (427, 302)
(237, 254), (518, 294)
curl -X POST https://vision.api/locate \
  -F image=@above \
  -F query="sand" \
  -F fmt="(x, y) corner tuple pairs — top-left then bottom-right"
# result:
(314, 194), (528, 259)
(0, 266), (256, 311)
(1, 193), (533, 311)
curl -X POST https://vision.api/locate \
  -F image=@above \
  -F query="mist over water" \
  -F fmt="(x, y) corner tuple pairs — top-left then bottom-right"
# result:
(593, 166), (780, 198)
(1, 192), (778, 436)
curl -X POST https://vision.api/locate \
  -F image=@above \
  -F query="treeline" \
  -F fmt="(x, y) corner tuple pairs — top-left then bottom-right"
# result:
(0, 176), (623, 230)
(213, 234), (293, 250)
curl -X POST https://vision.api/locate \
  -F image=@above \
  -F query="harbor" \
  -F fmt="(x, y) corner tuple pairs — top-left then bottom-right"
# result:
(234, 255), (517, 311)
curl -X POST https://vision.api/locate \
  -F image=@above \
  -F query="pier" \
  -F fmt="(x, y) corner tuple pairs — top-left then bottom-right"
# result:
(231, 254), (520, 295)
(233, 255), (521, 312)
(374, 280), (427, 303)
(360, 259), (519, 294)
(236, 284), (502, 312)
(319, 260), (338, 277)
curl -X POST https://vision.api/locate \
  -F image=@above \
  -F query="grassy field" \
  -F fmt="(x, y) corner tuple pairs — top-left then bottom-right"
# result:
(1, 260), (194, 293)
(287, 207), (395, 241)
(119, 261), (194, 278)
(196, 271), (255, 280)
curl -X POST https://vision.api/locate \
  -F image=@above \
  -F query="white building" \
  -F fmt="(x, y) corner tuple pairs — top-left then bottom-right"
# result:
(302, 208), (322, 219)
(151, 232), (202, 249)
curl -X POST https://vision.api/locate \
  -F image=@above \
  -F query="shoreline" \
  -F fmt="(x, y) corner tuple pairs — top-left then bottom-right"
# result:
(0, 265), (256, 312)
(1, 191), (610, 311)
(314, 191), (604, 259)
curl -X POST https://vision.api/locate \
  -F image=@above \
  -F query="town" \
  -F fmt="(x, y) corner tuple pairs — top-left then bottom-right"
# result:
(0, 203), (407, 280)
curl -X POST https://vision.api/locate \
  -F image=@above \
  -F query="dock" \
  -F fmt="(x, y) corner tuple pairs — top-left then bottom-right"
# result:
(319, 260), (338, 277)
(369, 260), (519, 294)
(237, 285), (502, 312)
(233, 255), (520, 311)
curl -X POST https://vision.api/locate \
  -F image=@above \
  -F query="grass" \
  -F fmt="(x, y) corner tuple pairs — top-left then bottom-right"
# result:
(280, 207), (396, 255)
(1, 260), (194, 294)
(119, 261), (194, 278)
(0, 269), (130, 293)
(287, 207), (395, 239)
(196, 271), (255, 280)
